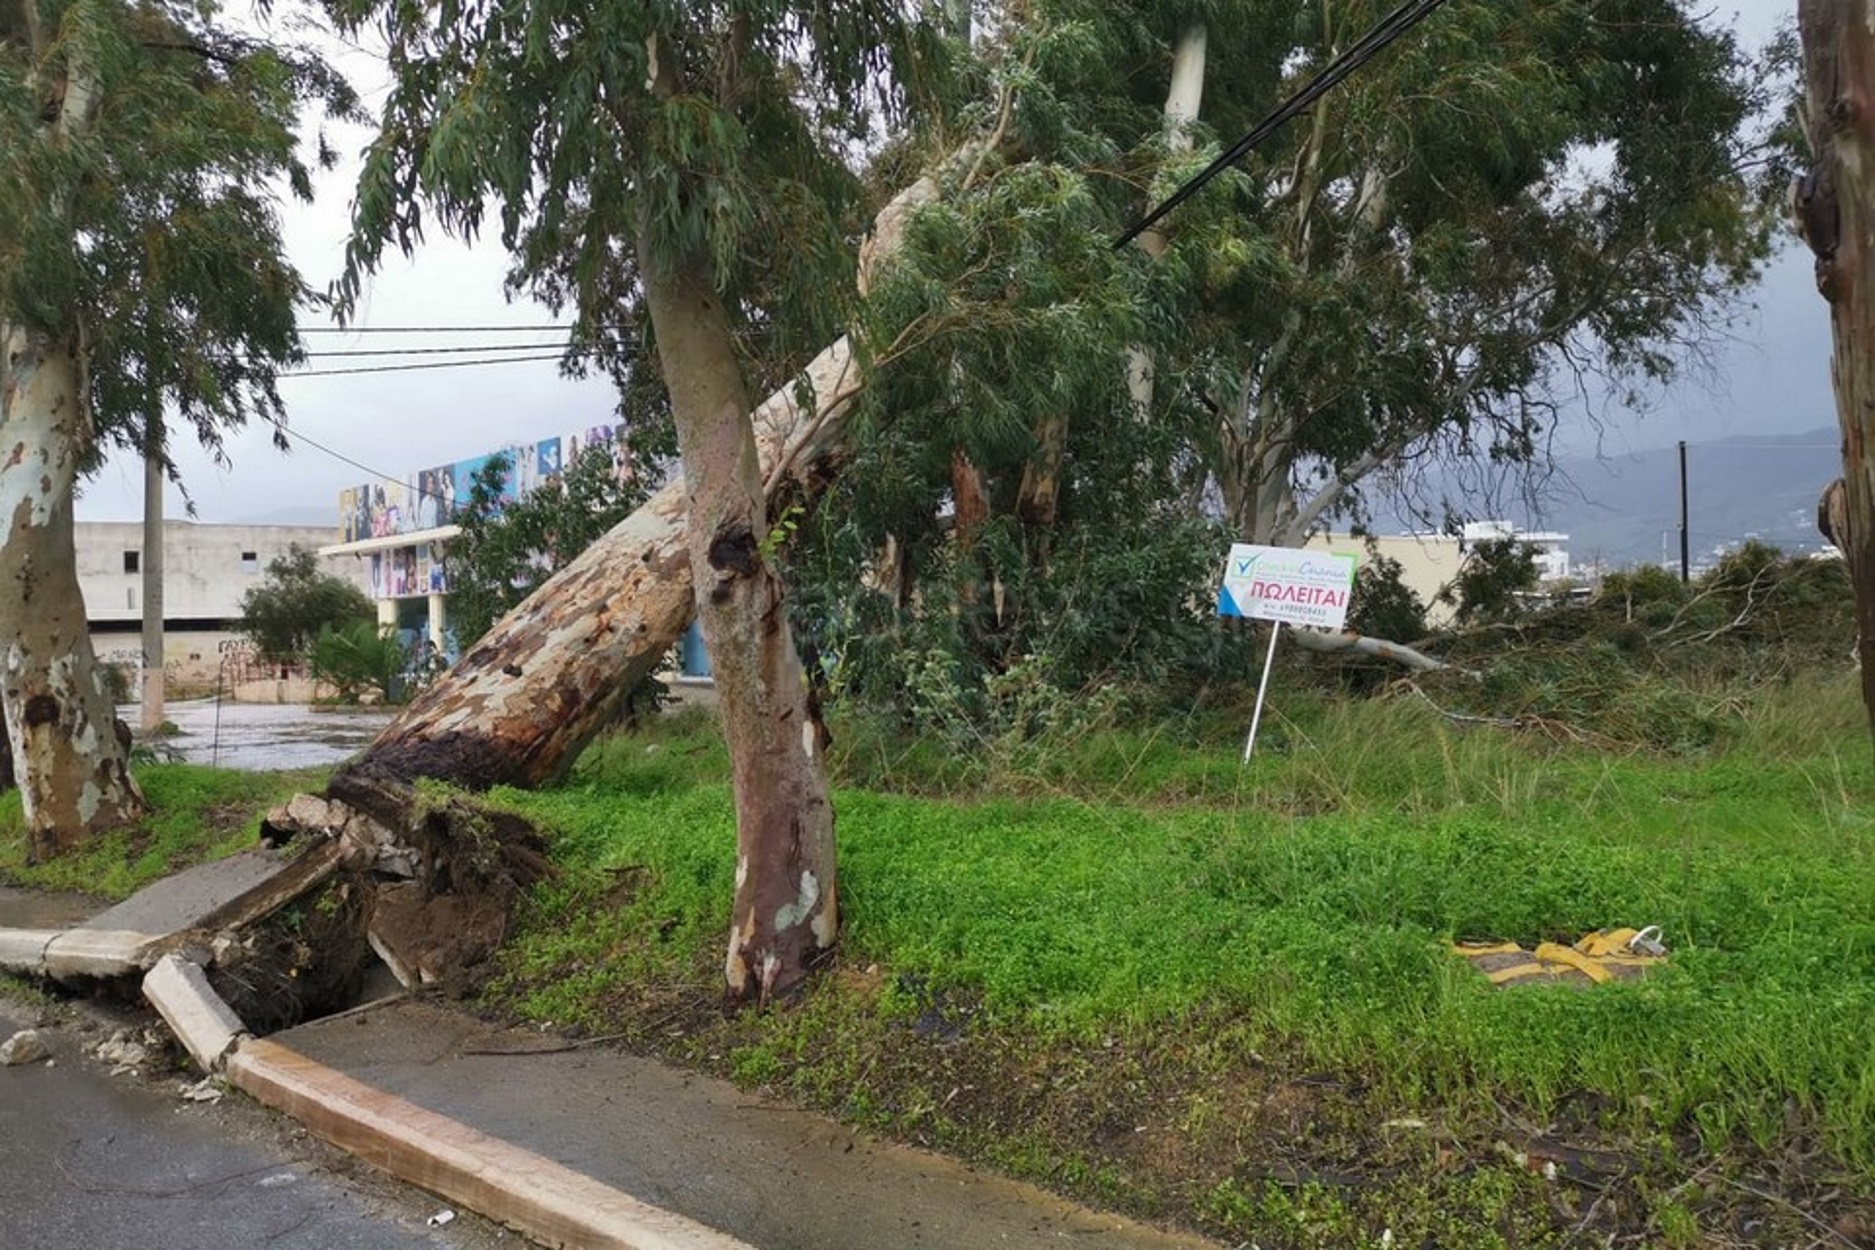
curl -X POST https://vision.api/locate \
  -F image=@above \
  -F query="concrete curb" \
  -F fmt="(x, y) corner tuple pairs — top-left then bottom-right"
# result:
(227, 1039), (754, 1250)
(0, 928), (58, 974)
(43, 928), (161, 980)
(142, 954), (248, 1073)
(5, 926), (755, 1250)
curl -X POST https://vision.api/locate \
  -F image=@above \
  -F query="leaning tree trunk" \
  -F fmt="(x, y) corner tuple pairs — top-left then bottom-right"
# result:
(0, 326), (149, 858)
(641, 239), (837, 1005)
(333, 174), (936, 795)
(1799, 0), (1875, 742)
(269, 171), (947, 993)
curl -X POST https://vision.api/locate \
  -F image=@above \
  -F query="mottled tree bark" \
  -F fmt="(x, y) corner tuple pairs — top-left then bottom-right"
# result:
(335, 177), (936, 794)
(641, 239), (837, 1005)
(1798, 0), (1875, 741)
(0, 325), (149, 858)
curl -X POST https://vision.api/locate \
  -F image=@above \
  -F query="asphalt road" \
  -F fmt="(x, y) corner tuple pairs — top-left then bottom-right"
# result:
(0, 996), (516, 1250)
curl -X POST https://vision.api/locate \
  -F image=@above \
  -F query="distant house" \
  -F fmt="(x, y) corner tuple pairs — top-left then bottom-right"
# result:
(79, 521), (364, 687)
(1304, 521), (1574, 626)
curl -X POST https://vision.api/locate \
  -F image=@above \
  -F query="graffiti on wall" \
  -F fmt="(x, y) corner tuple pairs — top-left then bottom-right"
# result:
(339, 429), (630, 546)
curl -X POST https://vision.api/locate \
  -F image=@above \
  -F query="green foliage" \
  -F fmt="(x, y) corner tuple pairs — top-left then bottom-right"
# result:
(0, 0), (357, 464)
(1347, 551), (1428, 643)
(309, 620), (406, 705)
(238, 544), (374, 664)
(1440, 537), (1540, 624)
(330, 0), (949, 366)
(447, 446), (660, 648)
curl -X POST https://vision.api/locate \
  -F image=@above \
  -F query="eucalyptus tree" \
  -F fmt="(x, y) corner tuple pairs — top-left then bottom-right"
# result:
(811, 0), (1773, 693)
(0, 0), (351, 858)
(326, 0), (946, 1003)
(1796, 0), (1875, 738)
(1160, 0), (1774, 549)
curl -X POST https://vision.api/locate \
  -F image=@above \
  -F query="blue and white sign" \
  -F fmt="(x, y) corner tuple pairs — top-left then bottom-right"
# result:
(1217, 544), (1358, 631)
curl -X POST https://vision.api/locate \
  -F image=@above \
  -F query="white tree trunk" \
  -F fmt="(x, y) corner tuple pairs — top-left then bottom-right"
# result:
(0, 326), (148, 858)
(1127, 22), (1209, 414)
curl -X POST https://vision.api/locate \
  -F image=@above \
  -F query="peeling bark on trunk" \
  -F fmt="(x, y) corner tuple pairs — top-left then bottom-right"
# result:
(640, 241), (837, 1006)
(1799, 0), (1875, 741)
(0, 326), (149, 858)
(336, 178), (937, 794)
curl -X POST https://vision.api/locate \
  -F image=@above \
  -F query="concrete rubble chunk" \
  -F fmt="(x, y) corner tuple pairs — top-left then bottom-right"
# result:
(0, 1029), (50, 1066)
(144, 954), (249, 1074)
(94, 1032), (150, 1070)
(284, 793), (342, 835)
(44, 929), (158, 980)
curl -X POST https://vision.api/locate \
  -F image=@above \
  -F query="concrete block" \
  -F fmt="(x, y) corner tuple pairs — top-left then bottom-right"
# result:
(0, 929), (58, 974)
(43, 929), (157, 980)
(142, 954), (248, 1073)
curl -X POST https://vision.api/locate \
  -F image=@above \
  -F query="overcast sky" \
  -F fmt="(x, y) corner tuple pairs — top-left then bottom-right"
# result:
(73, 0), (1825, 527)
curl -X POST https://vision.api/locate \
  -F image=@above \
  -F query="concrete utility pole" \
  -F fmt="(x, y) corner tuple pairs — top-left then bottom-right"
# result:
(140, 418), (165, 734)
(1797, 0), (1875, 741)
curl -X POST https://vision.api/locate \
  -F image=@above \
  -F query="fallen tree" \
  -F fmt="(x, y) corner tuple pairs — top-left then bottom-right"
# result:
(262, 173), (943, 989)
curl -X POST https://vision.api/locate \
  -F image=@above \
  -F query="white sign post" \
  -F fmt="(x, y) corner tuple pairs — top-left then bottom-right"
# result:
(1216, 543), (1358, 763)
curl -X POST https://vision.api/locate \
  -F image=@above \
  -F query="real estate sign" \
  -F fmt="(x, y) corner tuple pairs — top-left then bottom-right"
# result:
(1217, 544), (1358, 631)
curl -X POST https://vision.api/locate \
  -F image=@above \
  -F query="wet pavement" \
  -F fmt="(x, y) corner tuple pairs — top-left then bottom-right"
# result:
(0, 996), (509, 1250)
(140, 699), (396, 772)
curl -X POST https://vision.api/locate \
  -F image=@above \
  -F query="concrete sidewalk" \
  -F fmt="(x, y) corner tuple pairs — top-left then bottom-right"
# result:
(1, 879), (1221, 1250)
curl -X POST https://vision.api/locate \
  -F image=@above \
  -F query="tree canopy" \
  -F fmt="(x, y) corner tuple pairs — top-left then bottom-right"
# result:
(0, 0), (356, 465)
(240, 545), (375, 664)
(792, 0), (1779, 709)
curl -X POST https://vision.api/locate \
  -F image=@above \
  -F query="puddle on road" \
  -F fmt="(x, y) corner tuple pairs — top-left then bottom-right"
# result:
(136, 699), (397, 772)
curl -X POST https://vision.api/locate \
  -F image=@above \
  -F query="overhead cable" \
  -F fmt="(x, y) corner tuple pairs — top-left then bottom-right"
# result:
(281, 352), (589, 379)
(1114, 0), (1451, 249)
(297, 324), (588, 334)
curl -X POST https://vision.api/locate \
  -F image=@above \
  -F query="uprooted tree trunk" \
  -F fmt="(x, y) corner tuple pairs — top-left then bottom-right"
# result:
(264, 174), (942, 990)
(330, 176), (935, 797)
(1798, 0), (1875, 743)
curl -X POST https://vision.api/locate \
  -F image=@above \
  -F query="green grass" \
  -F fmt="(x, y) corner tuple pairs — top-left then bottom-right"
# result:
(0, 764), (322, 899)
(490, 672), (1875, 1192)
(6, 669), (1870, 1241)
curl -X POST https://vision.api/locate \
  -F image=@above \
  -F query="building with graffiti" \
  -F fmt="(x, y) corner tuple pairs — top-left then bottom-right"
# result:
(320, 423), (673, 661)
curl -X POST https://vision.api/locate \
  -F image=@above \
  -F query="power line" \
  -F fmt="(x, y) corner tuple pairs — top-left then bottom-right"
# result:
(281, 352), (586, 379)
(298, 324), (585, 334)
(1115, 0), (1451, 249)
(303, 342), (621, 360)
(258, 412), (444, 501)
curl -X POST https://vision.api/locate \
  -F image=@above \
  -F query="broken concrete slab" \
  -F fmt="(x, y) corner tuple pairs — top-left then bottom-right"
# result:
(43, 929), (159, 979)
(78, 844), (343, 941)
(144, 955), (248, 1074)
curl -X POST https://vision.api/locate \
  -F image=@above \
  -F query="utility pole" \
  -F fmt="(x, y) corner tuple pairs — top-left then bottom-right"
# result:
(139, 415), (165, 735)
(1678, 440), (1689, 584)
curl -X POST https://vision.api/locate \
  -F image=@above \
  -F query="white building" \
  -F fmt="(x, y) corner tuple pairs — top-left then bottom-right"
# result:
(78, 521), (361, 687)
(1304, 520), (1574, 626)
